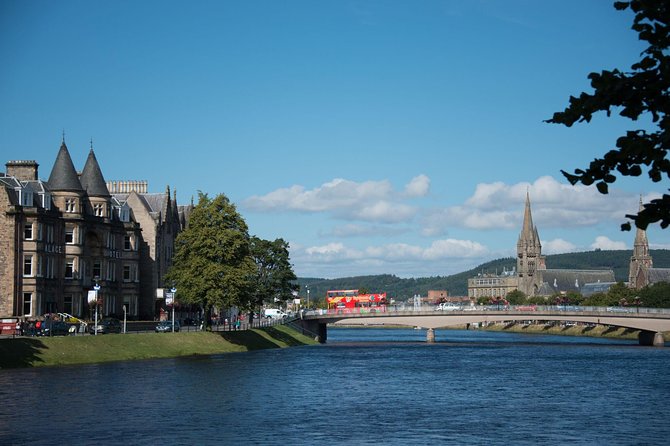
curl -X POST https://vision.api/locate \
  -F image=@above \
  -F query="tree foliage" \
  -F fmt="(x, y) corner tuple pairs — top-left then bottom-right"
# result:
(249, 237), (298, 307)
(505, 289), (527, 304)
(547, 1), (670, 230)
(637, 281), (670, 307)
(165, 193), (256, 327)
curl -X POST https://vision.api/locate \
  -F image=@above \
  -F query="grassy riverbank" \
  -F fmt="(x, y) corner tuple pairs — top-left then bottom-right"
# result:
(0, 325), (317, 369)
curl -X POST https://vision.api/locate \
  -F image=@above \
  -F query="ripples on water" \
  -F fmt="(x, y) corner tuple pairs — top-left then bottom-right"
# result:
(0, 328), (668, 445)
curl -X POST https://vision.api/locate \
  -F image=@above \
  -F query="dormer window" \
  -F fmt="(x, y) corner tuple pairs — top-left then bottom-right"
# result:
(94, 203), (104, 217)
(41, 193), (51, 210)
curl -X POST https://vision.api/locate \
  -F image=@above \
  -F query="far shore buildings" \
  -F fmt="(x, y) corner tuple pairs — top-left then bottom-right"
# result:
(0, 139), (191, 320)
(468, 193), (618, 301)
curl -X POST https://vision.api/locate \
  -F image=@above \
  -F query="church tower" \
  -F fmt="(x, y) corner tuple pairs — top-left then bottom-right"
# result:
(516, 192), (545, 296)
(628, 197), (653, 289)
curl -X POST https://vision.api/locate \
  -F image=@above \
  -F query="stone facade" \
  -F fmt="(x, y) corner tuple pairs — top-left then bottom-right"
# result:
(0, 140), (187, 320)
(107, 182), (191, 317)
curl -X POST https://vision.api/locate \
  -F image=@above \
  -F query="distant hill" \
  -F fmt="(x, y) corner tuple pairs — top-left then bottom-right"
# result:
(295, 249), (670, 302)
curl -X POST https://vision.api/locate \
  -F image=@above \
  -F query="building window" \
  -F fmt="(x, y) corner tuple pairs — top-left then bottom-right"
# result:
(45, 224), (54, 243)
(65, 198), (76, 213)
(45, 256), (54, 279)
(93, 261), (102, 279)
(124, 296), (138, 316)
(107, 232), (116, 249)
(36, 255), (42, 277)
(107, 261), (116, 282)
(94, 203), (104, 217)
(21, 189), (33, 207)
(42, 193), (51, 210)
(104, 295), (116, 316)
(65, 227), (74, 244)
(65, 258), (75, 279)
(63, 294), (73, 315)
(124, 235), (132, 251)
(24, 223), (33, 240)
(23, 293), (32, 316)
(23, 255), (33, 276)
(123, 264), (137, 282)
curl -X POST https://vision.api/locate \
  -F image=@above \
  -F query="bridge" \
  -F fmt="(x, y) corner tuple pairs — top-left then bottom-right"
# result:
(295, 305), (670, 347)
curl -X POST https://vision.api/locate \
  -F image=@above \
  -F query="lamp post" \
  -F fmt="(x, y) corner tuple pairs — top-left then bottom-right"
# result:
(93, 282), (100, 336)
(306, 286), (310, 310)
(168, 287), (177, 333)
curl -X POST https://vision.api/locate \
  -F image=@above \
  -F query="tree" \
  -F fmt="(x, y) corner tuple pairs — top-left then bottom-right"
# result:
(547, 1), (670, 230)
(249, 237), (298, 308)
(165, 193), (256, 329)
(505, 289), (527, 304)
(638, 281), (670, 307)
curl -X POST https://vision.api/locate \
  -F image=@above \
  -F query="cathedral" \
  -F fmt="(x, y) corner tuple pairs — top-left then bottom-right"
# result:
(469, 193), (616, 300)
(0, 139), (191, 320)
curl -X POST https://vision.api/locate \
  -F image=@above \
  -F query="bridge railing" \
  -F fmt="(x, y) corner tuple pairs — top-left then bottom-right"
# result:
(301, 305), (670, 318)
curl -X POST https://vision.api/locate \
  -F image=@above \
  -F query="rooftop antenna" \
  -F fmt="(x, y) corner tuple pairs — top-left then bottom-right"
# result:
(90, 137), (94, 150)
(62, 129), (66, 143)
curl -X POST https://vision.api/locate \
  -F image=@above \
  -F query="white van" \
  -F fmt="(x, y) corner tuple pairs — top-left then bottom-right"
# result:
(263, 309), (287, 319)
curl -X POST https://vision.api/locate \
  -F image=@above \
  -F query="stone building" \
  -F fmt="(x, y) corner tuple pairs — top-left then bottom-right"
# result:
(628, 198), (670, 289)
(468, 192), (615, 300)
(0, 139), (186, 320)
(107, 181), (192, 316)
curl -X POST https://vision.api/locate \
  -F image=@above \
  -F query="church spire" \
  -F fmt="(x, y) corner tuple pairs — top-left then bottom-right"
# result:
(629, 196), (653, 288)
(516, 191), (546, 295)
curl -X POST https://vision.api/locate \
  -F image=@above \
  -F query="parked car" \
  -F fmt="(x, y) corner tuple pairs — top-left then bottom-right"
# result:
(89, 318), (122, 334)
(263, 309), (288, 319)
(36, 320), (71, 336)
(155, 320), (180, 333)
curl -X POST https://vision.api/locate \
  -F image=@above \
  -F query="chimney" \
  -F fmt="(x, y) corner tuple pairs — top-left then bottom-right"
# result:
(6, 160), (39, 181)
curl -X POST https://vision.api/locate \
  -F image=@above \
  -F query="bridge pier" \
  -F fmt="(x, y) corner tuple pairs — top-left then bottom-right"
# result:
(426, 328), (435, 343)
(296, 318), (328, 343)
(638, 330), (665, 347)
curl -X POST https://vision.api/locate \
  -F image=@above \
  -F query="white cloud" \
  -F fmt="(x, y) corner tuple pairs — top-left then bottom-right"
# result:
(243, 176), (427, 223)
(590, 236), (627, 251)
(422, 176), (644, 235)
(328, 224), (408, 237)
(403, 174), (430, 197)
(542, 238), (577, 254)
(295, 238), (490, 277)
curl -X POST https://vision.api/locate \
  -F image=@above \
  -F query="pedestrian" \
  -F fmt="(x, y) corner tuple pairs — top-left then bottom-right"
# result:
(235, 317), (241, 330)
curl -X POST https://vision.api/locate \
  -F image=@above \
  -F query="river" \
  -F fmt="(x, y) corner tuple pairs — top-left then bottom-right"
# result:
(0, 328), (668, 445)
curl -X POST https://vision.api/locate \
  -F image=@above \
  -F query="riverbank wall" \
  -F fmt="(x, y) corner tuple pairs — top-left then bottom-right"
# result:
(0, 325), (317, 369)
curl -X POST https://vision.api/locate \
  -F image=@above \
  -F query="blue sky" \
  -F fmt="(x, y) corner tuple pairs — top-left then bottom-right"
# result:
(1, 0), (668, 279)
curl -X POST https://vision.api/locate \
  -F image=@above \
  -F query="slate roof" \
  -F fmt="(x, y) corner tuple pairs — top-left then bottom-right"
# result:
(79, 149), (110, 197)
(47, 142), (83, 192)
(648, 268), (670, 285)
(542, 269), (616, 294)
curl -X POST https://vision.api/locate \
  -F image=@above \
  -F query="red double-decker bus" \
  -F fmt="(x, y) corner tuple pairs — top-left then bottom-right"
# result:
(326, 289), (387, 311)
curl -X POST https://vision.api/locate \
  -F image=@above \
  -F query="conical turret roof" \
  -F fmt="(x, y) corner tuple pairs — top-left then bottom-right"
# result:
(80, 149), (110, 197)
(47, 141), (84, 192)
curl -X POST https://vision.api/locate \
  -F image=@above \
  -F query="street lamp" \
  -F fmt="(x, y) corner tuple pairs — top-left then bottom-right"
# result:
(306, 286), (310, 309)
(168, 287), (177, 333)
(93, 282), (100, 336)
